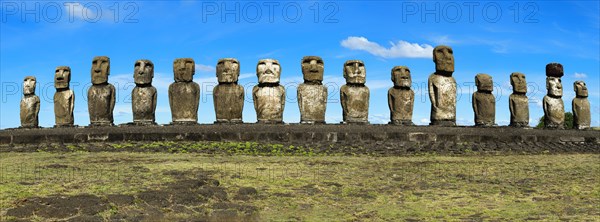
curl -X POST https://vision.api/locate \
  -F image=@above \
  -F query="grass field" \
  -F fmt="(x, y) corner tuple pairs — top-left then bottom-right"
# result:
(1, 152), (599, 221)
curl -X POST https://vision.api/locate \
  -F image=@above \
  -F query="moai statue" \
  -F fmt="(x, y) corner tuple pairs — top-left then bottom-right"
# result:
(388, 66), (414, 125)
(509, 72), (529, 127)
(132, 59), (157, 125)
(298, 56), (327, 124)
(472, 73), (495, 126)
(88, 56), (116, 126)
(428, 45), (456, 126)
(213, 58), (244, 123)
(20, 76), (40, 128)
(253, 59), (285, 124)
(572, 81), (591, 130)
(543, 63), (565, 129)
(54, 66), (75, 127)
(169, 58), (200, 124)
(340, 60), (369, 124)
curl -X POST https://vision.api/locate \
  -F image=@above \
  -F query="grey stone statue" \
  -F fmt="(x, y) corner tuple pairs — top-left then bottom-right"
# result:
(572, 81), (591, 130)
(20, 76), (40, 128)
(253, 59), (285, 124)
(340, 60), (369, 124)
(509, 72), (529, 127)
(132, 59), (157, 125)
(88, 56), (116, 126)
(213, 58), (244, 123)
(472, 73), (495, 126)
(428, 45), (456, 126)
(169, 58), (200, 124)
(388, 66), (414, 125)
(298, 56), (327, 124)
(54, 66), (75, 127)
(543, 63), (565, 129)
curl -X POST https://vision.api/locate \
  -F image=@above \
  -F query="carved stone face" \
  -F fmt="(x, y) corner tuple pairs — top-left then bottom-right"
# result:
(343, 60), (366, 84)
(23, 76), (36, 95)
(510, 72), (527, 94)
(216, 58), (240, 83)
(391, 66), (411, 88)
(301, 56), (324, 82)
(433, 45), (454, 74)
(55, 66), (71, 89)
(574, 81), (588, 97)
(257, 59), (281, 84)
(475, 73), (493, 92)
(546, 63), (564, 77)
(173, 58), (195, 82)
(546, 77), (562, 97)
(91, 56), (110, 84)
(134, 60), (154, 85)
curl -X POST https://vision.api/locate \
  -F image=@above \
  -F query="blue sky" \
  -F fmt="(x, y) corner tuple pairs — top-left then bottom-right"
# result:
(1, 1), (598, 128)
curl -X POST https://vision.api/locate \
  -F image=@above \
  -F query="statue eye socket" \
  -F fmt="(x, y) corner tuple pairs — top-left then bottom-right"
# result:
(258, 62), (266, 66)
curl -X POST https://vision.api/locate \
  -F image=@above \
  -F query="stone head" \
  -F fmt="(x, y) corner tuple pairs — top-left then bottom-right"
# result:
(134, 59), (154, 85)
(54, 66), (71, 89)
(301, 56), (324, 82)
(574, 81), (588, 97)
(475, 73), (493, 92)
(545, 63), (564, 78)
(391, 66), (411, 88)
(343, 60), (366, 84)
(23, 76), (36, 95)
(510, 72), (527, 94)
(91, 56), (110, 84)
(173, 58), (195, 82)
(433, 45), (454, 75)
(546, 76), (562, 97)
(256, 59), (281, 84)
(216, 58), (240, 83)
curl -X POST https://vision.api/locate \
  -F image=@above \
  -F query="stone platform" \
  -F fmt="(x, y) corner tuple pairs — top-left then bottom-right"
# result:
(1, 125), (598, 154)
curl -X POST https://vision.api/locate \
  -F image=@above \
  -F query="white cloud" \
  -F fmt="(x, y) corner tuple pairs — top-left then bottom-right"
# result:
(574, 72), (587, 78)
(340, 36), (434, 59)
(429, 35), (459, 45)
(196, 64), (215, 72)
(419, 118), (429, 124)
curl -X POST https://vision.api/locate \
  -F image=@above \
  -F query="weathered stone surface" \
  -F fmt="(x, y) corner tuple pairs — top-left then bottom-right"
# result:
(169, 58), (199, 124)
(54, 66), (75, 127)
(472, 73), (495, 126)
(388, 66), (413, 125)
(545, 62), (564, 78)
(341, 60), (369, 124)
(428, 45), (456, 126)
(298, 56), (327, 124)
(543, 64), (564, 129)
(572, 81), (591, 130)
(509, 72), (529, 127)
(132, 60), (157, 125)
(214, 58), (244, 123)
(253, 59), (285, 124)
(20, 76), (40, 128)
(88, 56), (115, 126)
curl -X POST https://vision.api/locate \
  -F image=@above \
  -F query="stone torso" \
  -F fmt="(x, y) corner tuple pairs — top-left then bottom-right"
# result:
(428, 74), (456, 122)
(341, 85), (369, 123)
(572, 98), (591, 129)
(169, 82), (200, 122)
(214, 84), (245, 122)
(20, 95), (40, 127)
(298, 83), (327, 123)
(473, 92), (495, 126)
(388, 88), (413, 122)
(132, 86), (157, 123)
(54, 90), (74, 126)
(509, 94), (529, 126)
(88, 84), (115, 125)
(543, 95), (564, 128)
(253, 85), (285, 123)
